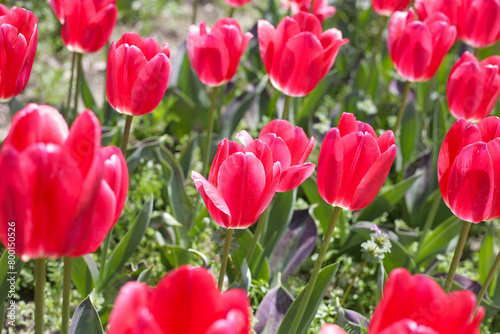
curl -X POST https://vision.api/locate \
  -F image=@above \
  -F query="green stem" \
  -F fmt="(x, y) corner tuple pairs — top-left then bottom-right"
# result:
(246, 207), (270, 262)
(62, 257), (72, 334)
(474, 48), (481, 59)
(365, 16), (388, 92)
(289, 206), (342, 334)
(71, 53), (83, 123)
(418, 191), (441, 246)
(282, 95), (292, 120)
(340, 260), (367, 307)
(444, 221), (472, 293)
(191, 0), (199, 24)
(98, 228), (113, 289)
(121, 115), (133, 158)
(394, 81), (412, 133)
(475, 249), (500, 313)
(35, 258), (46, 334)
(203, 86), (220, 176)
(218, 228), (234, 290)
(228, 6), (235, 17)
(65, 52), (77, 121)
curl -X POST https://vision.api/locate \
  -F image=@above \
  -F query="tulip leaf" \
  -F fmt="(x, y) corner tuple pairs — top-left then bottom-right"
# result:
(8, 97), (24, 117)
(479, 222), (497, 294)
(262, 189), (297, 254)
(416, 215), (461, 264)
(178, 135), (198, 180)
(80, 70), (99, 116)
(99, 195), (153, 289)
(301, 176), (334, 232)
(231, 229), (270, 281)
(0, 250), (24, 304)
(277, 262), (340, 334)
(270, 210), (317, 282)
(69, 294), (103, 334)
(336, 308), (369, 334)
(72, 255), (98, 298)
(400, 101), (420, 165)
(255, 286), (294, 334)
(126, 136), (165, 173)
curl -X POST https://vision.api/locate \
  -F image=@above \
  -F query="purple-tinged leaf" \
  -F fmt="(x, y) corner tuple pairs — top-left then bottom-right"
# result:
(255, 286), (294, 334)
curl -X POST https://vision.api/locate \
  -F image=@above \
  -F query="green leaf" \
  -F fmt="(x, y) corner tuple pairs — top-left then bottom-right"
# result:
(80, 70), (99, 114)
(302, 176), (333, 232)
(479, 222), (497, 294)
(231, 229), (270, 281)
(262, 189), (296, 254)
(178, 135), (198, 180)
(400, 102), (420, 164)
(99, 195), (153, 288)
(126, 137), (165, 173)
(416, 215), (461, 264)
(71, 255), (98, 298)
(277, 262), (340, 334)
(8, 97), (24, 117)
(69, 294), (103, 334)
(0, 250), (24, 303)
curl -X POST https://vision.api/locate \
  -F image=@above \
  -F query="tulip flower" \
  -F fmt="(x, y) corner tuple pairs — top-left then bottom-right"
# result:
(387, 9), (456, 82)
(457, 0), (500, 48)
(372, 0), (411, 16)
(415, 0), (458, 26)
(192, 138), (281, 229)
(258, 12), (348, 97)
(321, 324), (347, 334)
(0, 104), (128, 259)
(447, 52), (500, 122)
(224, 0), (252, 8)
(317, 113), (396, 211)
(0, 4), (9, 15)
(108, 265), (251, 334)
(48, 0), (118, 53)
(187, 18), (253, 87)
(106, 33), (171, 116)
(281, 0), (336, 22)
(369, 268), (484, 333)
(237, 119), (315, 192)
(0, 7), (38, 100)
(438, 117), (500, 223)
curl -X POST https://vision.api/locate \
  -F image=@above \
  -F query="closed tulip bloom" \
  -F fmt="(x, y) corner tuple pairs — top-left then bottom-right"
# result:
(192, 138), (281, 229)
(258, 12), (348, 97)
(447, 52), (500, 122)
(321, 324), (347, 334)
(280, 0), (336, 22)
(108, 265), (251, 334)
(187, 18), (253, 87)
(369, 268), (484, 333)
(48, 0), (117, 53)
(317, 113), (396, 211)
(0, 104), (128, 259)
(106, 33), (171, 116)
(224, 0), (252, 8)
(372, 0), (411, 16)
(457, 0), (500, 48)
(438, 117), (500, 223)
(0, 7), (38, 100)
(388, 9), (456, 82)
(237, 119), (315, 192)
(415, 0), (458, 26)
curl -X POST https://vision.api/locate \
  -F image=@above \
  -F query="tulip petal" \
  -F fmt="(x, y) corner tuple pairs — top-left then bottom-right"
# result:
(260, 119), (295, 147)
(108, 282), (152, 334)
(236, 130), (254, 147)
(101, 146), (129, 223)
(477, 116), (500, 143)
(192, 171), (231, 227)
(258, 20), (277, 74)
(259, 134), (292, 170)
(209, 139), (245, 187)
(378, 320), (439, 334)
(317, 128), (343, 205)
(277, 163), (315, 192)
(321, 324), (348, 334)
(377, 130), (396, 153)
(290, 127), (314, 165)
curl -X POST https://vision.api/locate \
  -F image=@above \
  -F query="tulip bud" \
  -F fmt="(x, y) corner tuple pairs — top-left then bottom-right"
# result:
(106, 33), (171, 116)
(371, 0), (411, 16)
(187, 18), (253, 87)
(457, 0), (500, 48)
(317, 113), (396, 211)
(258, 12), (348, 97)
(447, 52), (500, 122)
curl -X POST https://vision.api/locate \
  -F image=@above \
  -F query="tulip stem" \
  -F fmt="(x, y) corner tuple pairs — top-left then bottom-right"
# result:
(394, 81), (411, 133)
(282, 95), (292, 120)
(474, 48), (481, 59)
(65, 52), (77, 121)
(289, 206), (342, 334)
(72, 53), (83, 122)
(228, 7), (235, 17)
(121, 115), (133, 158)
(62, 257), (72, 334)
(340, 259), (367, 307)
(191, 0), (199, 24)
(444, 221), (472, 293)
(98, 228), (113, 290)
(203, 86), (220, 176)
(418, 191), (441, 247)
(475, 248), (500, 313)
(35, 258), (46, 334)
(218, 228), (234, 290)
(365, 16), (388, 92)
(246, 206), (270, 262)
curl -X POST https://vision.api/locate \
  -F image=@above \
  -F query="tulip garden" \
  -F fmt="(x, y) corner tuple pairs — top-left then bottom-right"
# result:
(1, 0), (500, 333)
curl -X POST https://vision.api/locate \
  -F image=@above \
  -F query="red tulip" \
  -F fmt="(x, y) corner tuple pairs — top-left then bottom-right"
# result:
(447, 52), (500, 122)
(0, 4), (9, 15)
(187, 18), (253, 87)
(48, 0), (118, 53)
(0, 104), (128, 259)
(369, 268), (484, 334)
(321, 324), (347, 334)
(0, 7), (38, 100)
(415, 0), (458, 26)
(224, 0), (252, 8)
(108, 265), (251, 334)
(258, 12), (348, 97)
(191, 138), (281, 229)
(281, 0), (336, 22)
(457, 0), (500, 48)
(237, 119), (315, 192)
(387, 9), (456, 82)
(438, 117), (500, 223)
(317, 113), (396, 211)
(106, 33), (171, 116)
(371, 0), (411, 16)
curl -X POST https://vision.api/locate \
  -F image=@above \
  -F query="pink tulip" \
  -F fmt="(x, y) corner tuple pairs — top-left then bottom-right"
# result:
(372, 0), (412, 16)
(321, 324), (347, 334)
(447, 52), (500, 122)
(281, 0), (336, 22)
(387, 9), (456, 82)
(237, 119), (315, 192)
(106, 33), (171, 116)
(0, 104), (128, 259)
(192, 138), (281, 229)
(187, 18), (253, 87)
(457, 0), (500, 48)
(223, 0), (252, 8)
(258, 12), (348, 97)
(415, 0), (458, 26)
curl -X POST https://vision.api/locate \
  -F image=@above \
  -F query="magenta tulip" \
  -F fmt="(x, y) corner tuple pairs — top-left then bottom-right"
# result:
(415, 0), (458, 26)
(457, 0), (500, 48)
(372, 0), (411, 16)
